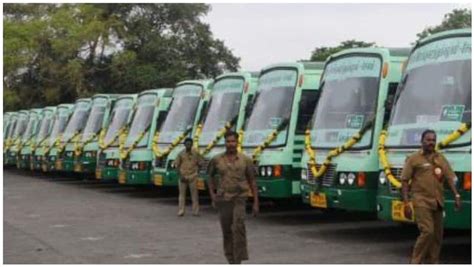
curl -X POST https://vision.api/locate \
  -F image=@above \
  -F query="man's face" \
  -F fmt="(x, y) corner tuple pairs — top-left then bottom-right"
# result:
(225, 135), (237, 153)
(421, 132), (436, 153)
(184, 141), (193, 151)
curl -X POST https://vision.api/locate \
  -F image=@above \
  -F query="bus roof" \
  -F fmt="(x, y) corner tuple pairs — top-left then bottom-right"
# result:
(139, 88), (174, 98)
(215, 71), (260, 81)
(260, 62), (325, 72)
(417, 28), (471, 46)
(91, 94), (121, 100)
(328, 47), (410, 61)
(177, 79), (214, 89)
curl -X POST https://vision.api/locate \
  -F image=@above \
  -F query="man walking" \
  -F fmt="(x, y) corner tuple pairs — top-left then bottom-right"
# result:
(401, 129), (461, 264)
(207, 131), (259, 264)
(175, 138), (203, 217)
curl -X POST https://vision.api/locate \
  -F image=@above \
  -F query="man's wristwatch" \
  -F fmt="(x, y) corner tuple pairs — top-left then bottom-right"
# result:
(455, 194), (461, 198)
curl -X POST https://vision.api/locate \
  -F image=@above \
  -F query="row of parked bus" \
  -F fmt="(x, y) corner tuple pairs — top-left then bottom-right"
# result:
(4, 29), (471, 229)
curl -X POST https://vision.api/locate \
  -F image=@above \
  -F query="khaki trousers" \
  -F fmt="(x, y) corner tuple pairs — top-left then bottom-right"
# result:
(178, 178), (199, 215)
(411, 205), (444, 264)
(217, 197), (249, 264)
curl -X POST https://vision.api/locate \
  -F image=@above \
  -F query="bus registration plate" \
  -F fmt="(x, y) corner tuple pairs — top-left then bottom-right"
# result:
(197, 178), (205, 191)
(95, 169), (102, 179)
(118, 171), (126, 184)
(55, 160), (63, 170)
(74, 163), (82, 172)
(310, 192), (327, 208)
(391, 200), (415, 222)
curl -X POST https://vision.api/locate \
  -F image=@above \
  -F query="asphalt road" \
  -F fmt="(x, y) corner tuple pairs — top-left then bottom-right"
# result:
(4, 168), (471, 264)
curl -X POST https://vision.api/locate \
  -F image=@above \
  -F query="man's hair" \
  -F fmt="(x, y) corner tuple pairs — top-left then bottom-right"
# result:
(184, 137), (193, 144)
(224, 130), (239, 140)
(421, 129), (436, 141)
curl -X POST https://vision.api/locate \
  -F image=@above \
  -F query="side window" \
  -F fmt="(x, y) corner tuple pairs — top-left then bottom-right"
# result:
(384, 82), (399, 127)
(296, 90), (320, 134)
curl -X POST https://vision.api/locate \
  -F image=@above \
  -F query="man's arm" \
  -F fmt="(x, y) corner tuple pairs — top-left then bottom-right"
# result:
(400, 156), (413, 219)
(245, 158), (259, 216)
(441, 154), (461, 210)
(207, 158), (217, 204)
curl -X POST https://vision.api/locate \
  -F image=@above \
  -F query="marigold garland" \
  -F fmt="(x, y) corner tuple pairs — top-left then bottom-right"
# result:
(252, 120), (288, 162)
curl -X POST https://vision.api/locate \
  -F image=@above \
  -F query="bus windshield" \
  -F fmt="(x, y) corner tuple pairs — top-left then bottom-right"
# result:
(22, 115), (38, 141)
(14, 115), (28, 139)
(7, 118), (18, 139)
(104, 98), (133, 146)
(125, 94), (157, 147)
(199, 79), (243, 146)
(388, 36), (471, 147)
(63, 106), (90, 140)
(48, 113), (69, 145)
(37, 112), (53, 141)
(158, 84), (202, 144)
(81, 105), (106, 141)
(311, 56), (381, 148)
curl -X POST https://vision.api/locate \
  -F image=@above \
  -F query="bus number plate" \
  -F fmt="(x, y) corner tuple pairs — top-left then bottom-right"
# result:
(391, 200), (415, 222)
(310, 192), (327, 208)
(118, 171), (126, 184)
(154, 174), (163, 186)
(196, 179), (205, 191)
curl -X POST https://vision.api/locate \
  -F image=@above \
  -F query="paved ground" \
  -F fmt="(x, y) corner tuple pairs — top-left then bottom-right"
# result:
(4, 168), (471, 264)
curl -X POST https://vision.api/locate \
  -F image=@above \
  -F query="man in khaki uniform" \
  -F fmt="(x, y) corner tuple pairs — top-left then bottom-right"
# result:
(175, 138), (204, 216)
(401, 129), (461, 264)
(207, 131), (259, 264)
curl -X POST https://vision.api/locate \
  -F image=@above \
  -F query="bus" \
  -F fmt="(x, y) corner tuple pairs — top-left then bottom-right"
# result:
(377, 29), (471, 229)
(299, 48), (409, 212)
(117, 89), (174, 185)
(95, 94), (137, 181)
(17, 108), (43, 169)
(6, 110), (29, 166)
(37, 104), (74, 172)
(240, 62), (324, 199)
(28, 106), (56, 171)
(55, 98), (92, 172)
(151, 80), (213, 187)
(3, 112), (18, 166)
(73, 94), (119, 175)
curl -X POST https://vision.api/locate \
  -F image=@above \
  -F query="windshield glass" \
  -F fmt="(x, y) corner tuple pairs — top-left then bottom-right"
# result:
(48, 112), (69, 144)
(125, 94), (157, 147)
(311, 56), (381, 148)
(63, 101), (90, 140)
(243, 69), (297, 147)
(104, 98), (134, 145)
(388, 36), (471, 147)
(199, 78), (243, 146)
(81, 103), (107, 141)
(13, 114), (28, 139)
(158, 84), (202, 144)
(7, 118), (17, 138)
(22, 114), (39, 141)
(37, 111), (53, 141)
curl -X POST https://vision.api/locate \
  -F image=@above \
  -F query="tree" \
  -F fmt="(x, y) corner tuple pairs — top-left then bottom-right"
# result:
(416, 8), (471, 41)
(309, 40), (375, 62)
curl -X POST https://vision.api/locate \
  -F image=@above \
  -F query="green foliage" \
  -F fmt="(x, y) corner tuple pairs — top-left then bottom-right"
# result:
(310, 40), (375, 62)
(3, 3), (240, 111)
(416, 8), (471, 41)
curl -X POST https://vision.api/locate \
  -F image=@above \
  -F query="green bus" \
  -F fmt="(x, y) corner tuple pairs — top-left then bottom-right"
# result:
(299, 48), (409, 211)
(241, 62), (324, 199)
(3, 111), (18, 166)
(377, 29), (471, 229)
(151, 80), (213, 187)
(73, 94), (119, 174)
(6, 110), (29, 166)
(17, 108), (43, 169)
(117, 89), (174, 185)
(55, 98), (92, 172)
(37, 104), (74, 172)
(28, 106), (56, 171)
(95, 94), (138, 181)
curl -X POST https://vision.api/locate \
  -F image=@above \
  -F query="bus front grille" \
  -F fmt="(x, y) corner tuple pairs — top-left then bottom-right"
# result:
(307, 163), (337, 187)
(388, 168), (403, 194)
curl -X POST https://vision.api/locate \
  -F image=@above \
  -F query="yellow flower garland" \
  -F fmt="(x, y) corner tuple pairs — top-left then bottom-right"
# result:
(252, 129), (279, 162)
(98, 127), (127, 150)
(380, 122), (471, 189)
(305, 120), (373, 179)
(152, 129), (191, 159)
(56, 131), (81, 154)
(119, 131), (147, 160)
(74, 133), (99, 157)
(201, 121), (235, 156)
(237, 129), (244, 153)
(193, 124), (203, 149)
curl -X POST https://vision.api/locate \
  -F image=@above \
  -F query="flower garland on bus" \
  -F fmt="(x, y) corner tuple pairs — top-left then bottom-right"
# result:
(152, 127), (193, 159)
(56, 131), (81, 154)
(193, 124), (203, 149)
(119, 131), (147, 160)
(237, 129), (244, 153)
(305, 120), (373, 178)
(201, 120), (236, 156)
(74, 132), (100, 157)
(43, 134), (62, 156)
(379, 122), (471, 189)
(251, 120), (288, 162)
(98, 126), (128, 150)
(4, 138), (14, 152)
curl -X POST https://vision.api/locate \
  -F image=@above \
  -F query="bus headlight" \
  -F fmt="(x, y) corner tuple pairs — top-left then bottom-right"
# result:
(347, 173), (356, 185)
(301, 169), (308, 180)
(266, 166), (272, 177)
(260, 167), (266, 177)
(379, 171), (387, 185)
(339, 173), (347, 185)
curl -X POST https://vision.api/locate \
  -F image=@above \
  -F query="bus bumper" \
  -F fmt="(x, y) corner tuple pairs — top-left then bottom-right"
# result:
(119, 169), (151, 185)
(324, 188), (376, 212)
(256, 178), (300, 199)
(97, 166), (119, 181)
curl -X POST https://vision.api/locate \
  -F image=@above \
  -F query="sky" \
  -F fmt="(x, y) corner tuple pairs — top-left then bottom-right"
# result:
(203, 3), (471, 72)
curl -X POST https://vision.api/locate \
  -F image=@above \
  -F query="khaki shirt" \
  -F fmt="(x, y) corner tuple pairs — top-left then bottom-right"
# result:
(401, 150), (456, 210)
(175, 149), (203, 180)
(207, 152), (255, 200)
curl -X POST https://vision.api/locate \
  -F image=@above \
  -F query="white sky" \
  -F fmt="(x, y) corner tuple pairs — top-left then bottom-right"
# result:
(204, 3), (471, 71)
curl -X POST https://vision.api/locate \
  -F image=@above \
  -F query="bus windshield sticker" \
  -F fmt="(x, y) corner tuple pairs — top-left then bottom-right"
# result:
(345, 114), (365, 129)
(269, 117), (282, 129)
(213, 79), (244, 93)
(174, 84), (202, 97)
(440, 105), (465, 122)
(259, 70), (297, 90)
